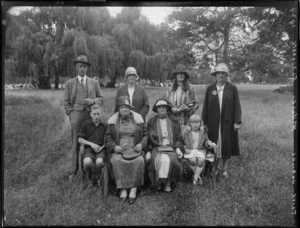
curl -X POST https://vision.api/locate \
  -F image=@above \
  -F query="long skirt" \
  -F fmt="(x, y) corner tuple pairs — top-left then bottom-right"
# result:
(111, 154), (145, 189)
(147, 148), (181, 187)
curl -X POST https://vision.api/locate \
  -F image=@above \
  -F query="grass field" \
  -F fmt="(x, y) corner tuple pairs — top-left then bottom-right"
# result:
(4, 84), (295, 226)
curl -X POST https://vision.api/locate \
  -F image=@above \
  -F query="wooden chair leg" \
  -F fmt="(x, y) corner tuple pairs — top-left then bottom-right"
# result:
(79, 143), (85, 193)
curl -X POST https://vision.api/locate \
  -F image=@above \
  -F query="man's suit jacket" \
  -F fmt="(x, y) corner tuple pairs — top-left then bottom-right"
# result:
(114, 84), (149, 120)
(64, 76), (104, 116)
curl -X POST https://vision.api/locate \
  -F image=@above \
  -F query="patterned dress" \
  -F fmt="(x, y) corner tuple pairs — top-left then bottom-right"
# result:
(105, 111), (147, 189)
(147, 115), (184, 187)
(166, 83), (199, 127)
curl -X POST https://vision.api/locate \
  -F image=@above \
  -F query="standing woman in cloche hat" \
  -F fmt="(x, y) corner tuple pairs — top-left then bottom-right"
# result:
(201, 63), (242, 180)
(165, 64), (199, 128)
(115, 67), (150, 121)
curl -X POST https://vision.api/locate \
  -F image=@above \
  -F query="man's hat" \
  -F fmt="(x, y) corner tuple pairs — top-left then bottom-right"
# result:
(116, 96), (134, 110)
(171, 64), (190, 79)
(73, 55), (91, 67)
(125, 67), (139, 80)
(152, 98), (172, 113)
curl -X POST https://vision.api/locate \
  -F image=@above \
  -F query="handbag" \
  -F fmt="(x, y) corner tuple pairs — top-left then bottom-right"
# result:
(122, 148), (141, 160)
(184, 100), (199, 109)
(157, 146), (174, 152)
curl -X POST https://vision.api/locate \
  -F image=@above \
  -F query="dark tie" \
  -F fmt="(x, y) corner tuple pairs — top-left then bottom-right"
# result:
(81, 78), (84, 85)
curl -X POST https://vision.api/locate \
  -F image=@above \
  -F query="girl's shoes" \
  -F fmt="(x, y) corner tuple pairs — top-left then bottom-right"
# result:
(163, 185), (171, 192)
(193, 176), (204, 186)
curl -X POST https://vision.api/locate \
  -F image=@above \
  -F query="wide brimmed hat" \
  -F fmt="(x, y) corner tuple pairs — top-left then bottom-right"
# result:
(171, 64), (190, 79)
(125, 67), (139, 80)
(152, 98), (172, 113)
(116, 96), (134, 110)
(211, 63), (229, 76)
(73, 55), (91, 66)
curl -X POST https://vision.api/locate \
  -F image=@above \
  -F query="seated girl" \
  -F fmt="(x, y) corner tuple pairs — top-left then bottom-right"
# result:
(182, 114), (216, 185)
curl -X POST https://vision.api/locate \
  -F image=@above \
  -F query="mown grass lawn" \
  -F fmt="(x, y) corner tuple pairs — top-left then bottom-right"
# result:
(4, 84), (295, 226)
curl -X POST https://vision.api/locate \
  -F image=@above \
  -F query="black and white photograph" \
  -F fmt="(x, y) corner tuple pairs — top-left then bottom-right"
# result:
(3, 1), (297, 226)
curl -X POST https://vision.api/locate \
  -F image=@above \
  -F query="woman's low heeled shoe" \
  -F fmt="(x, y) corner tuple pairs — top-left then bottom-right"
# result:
(128, 197), (137, 205)
(119, 197), (127, 203)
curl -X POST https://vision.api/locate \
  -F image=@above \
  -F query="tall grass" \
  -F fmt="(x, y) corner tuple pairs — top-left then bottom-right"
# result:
(4, 84), (294, 226)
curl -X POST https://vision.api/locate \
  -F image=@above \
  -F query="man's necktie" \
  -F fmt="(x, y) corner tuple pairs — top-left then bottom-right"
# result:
(81, 78), (84, 85)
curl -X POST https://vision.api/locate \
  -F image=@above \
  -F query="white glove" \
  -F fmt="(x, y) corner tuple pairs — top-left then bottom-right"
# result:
(176, 148), (183, 158)
(145, 151), (151, 161)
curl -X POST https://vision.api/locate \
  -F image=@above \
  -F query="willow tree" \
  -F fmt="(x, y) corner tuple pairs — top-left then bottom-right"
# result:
(112, 23), (138, 68)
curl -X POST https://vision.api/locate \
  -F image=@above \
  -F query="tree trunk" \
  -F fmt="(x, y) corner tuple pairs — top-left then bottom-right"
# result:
(223, 24), (230, 64)
(54, 65), (59, 89)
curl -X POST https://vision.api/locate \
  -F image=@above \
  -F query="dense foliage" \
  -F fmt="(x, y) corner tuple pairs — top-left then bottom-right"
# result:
(4, 5), (297, 87)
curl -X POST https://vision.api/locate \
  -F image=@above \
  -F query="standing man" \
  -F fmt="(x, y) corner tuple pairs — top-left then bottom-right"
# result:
(64, 55), (104, 179)
(201, 63), (242, 179)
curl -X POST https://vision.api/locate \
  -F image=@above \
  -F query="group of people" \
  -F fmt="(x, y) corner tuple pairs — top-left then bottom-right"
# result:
(64, 55), (242, 205)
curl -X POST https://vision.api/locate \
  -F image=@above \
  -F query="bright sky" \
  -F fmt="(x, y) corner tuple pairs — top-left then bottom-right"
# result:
(8, 6), (173, 25)
(108, 7), (173, 25)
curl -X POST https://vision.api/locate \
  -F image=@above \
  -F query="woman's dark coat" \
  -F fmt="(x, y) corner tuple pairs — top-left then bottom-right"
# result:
(115, 84), (150, 120)
(201, 81), (242, 159)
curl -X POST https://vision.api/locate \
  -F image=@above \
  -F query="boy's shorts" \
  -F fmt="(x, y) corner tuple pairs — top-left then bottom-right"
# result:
(83, 146), (106, 161)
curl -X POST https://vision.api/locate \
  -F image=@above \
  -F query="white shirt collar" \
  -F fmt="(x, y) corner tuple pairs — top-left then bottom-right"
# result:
(77, 75), (87, 84)
(216, 84), (225, 91)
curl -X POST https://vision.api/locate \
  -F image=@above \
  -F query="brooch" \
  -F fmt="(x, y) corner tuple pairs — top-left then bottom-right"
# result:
(212, 90), (217, 95)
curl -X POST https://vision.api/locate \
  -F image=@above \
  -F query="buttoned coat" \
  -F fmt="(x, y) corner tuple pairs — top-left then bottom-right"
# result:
(201, 81), (242, 159)
(63, 76), (104, 115)
(114, 84), (149, 120)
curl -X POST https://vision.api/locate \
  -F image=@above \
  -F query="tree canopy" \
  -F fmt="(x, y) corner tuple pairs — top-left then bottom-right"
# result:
(4, 5), (297, 87)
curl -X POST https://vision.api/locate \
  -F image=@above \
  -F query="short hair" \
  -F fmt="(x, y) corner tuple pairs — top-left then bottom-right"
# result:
(90, 104), (101, 112)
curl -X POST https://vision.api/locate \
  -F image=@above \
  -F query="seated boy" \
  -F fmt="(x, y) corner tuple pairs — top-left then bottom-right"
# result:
(78, 104), (107, 186)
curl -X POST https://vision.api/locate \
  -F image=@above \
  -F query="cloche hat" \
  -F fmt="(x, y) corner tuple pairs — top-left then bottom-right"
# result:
(116, 96), (134, 110)
(152, 98), (172, 113)
(125, 67), (139, 80)
(211, 63), (229, 76)
(73, 55), (91, 67)
(171, 64), (190, 79)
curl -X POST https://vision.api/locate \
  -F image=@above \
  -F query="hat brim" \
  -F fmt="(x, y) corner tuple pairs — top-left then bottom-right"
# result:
(172, 71), (190, 79)
(125, 74), (139, 81)
(152, 102), (172, 113)
(211, 71), (229, 76)
(73, 60), (91, 67)
(117, 103), (134, 110)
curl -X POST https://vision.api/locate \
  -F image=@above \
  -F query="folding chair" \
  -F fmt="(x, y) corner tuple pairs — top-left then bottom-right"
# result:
(181, 148), (217, 189)
(78, 144), (108, 193)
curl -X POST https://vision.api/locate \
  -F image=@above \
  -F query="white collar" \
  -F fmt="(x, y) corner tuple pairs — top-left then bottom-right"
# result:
(77, 75), (87, 84)
(216, 84), (225, 91)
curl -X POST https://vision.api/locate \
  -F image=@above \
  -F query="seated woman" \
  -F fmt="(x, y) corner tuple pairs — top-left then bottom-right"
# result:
(104, 96), (148, 205)
(182, 114), (216, 185)
(146, 98), (184, 192)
